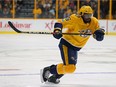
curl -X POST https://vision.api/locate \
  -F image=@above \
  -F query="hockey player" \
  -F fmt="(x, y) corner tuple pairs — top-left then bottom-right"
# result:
(40, 6), (105, 84)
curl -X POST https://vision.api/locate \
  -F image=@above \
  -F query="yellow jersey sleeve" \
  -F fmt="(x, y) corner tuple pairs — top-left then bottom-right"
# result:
(61, 14), (79, 33)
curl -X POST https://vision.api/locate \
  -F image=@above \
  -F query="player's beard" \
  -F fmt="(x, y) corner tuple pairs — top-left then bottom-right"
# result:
(85, 18), (91, 22)
(82, 16), (91, 23)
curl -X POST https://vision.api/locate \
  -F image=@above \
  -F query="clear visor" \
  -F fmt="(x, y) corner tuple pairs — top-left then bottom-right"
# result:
(83, 13), (93, 19)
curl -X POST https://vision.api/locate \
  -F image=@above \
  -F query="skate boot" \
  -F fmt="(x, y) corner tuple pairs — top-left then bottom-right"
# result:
(48, 74), (64, 84)
(48, 75), (60, 84)
(40, 67), (50, 83)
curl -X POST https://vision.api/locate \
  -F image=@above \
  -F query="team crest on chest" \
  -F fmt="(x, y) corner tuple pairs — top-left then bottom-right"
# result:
(79, 29), (92, 37)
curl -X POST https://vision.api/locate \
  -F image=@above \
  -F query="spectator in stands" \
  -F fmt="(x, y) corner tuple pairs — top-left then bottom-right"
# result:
(34, 4), (42, 18)
(63, 7), (72, 18)
(69, 0), (75, 11)
(0, 3), (3, 17)
(113, 11), (116, 19)
(37, 0), (43, 18)
(39, 0), (56, 18)
(15, 0), (23, 18)
(0, 0), (114, 19)
(42, 0), (51, 18)
(4, 0), (12, 9)
(49, 5), (55, 18)
(112, 0), (116, 19)
(58, 0), (78, 18)
(59, 0), (69, 18)
(100, 0), (109, 19)
(72, 6), (77, 14)
(58, 2), (66, 18)
(0, 0), (12, 18)
(2, 6), (11, 18)
(69, 0), (77, 15)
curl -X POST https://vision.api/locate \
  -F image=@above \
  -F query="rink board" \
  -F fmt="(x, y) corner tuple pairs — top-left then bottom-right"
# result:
(0, 19), (116, 35)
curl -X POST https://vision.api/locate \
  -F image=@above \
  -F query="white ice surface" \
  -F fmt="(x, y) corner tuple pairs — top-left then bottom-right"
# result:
(0, 34), (116, 87)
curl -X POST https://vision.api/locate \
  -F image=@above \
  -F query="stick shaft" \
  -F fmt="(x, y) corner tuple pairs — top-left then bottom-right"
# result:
(8, 21), (91, 35)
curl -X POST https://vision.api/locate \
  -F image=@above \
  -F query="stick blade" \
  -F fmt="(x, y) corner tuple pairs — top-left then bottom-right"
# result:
(8, 21), (21, 33)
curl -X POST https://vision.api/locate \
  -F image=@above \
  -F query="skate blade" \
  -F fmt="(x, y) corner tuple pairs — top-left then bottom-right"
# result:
(45, 81), (59, 85)
(40, 69), (44, 83)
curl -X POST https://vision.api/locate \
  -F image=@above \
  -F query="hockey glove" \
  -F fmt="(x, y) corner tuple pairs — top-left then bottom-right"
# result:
(53, 23), (63, 39)
(93, 29), (105, 41)
(53, 29), (62, 39)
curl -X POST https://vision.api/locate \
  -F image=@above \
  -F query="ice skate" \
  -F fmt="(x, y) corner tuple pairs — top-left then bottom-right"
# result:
(40, 67), (50, 83)
(48, 75), (60, 84)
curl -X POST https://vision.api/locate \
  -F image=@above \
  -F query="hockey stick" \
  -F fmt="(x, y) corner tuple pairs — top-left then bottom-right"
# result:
(8, 21), (91, 35)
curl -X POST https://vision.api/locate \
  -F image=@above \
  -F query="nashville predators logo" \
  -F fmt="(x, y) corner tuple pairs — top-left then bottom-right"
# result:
(79, 29), (92, 37)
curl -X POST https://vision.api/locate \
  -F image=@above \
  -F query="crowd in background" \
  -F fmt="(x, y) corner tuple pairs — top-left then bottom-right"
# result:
(0, 0), (12, 18)
(0, 0), (115, 19)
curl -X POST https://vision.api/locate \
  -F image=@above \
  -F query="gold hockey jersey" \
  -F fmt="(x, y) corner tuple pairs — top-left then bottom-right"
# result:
(59, 14), (100, 48)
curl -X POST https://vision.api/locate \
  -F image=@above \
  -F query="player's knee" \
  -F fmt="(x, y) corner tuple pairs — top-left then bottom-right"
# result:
(57, 63), (76, 74)
(64, 64), (76, 73)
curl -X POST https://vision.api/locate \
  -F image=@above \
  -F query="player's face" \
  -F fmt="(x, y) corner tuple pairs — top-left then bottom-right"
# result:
(82, 13), (93, 23)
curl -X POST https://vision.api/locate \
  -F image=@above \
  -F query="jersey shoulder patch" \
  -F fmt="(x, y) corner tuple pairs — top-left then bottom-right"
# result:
(62, 17), (71, 22)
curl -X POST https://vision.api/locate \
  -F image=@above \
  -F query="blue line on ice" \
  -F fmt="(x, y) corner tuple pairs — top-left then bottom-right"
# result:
(0, 72), (116, 76)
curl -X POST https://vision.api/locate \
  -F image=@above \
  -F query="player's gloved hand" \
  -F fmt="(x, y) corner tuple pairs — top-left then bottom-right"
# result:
(93, 29), (105, 41)
(53, 23), (63, 39)
(53, 29), (62, 39)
